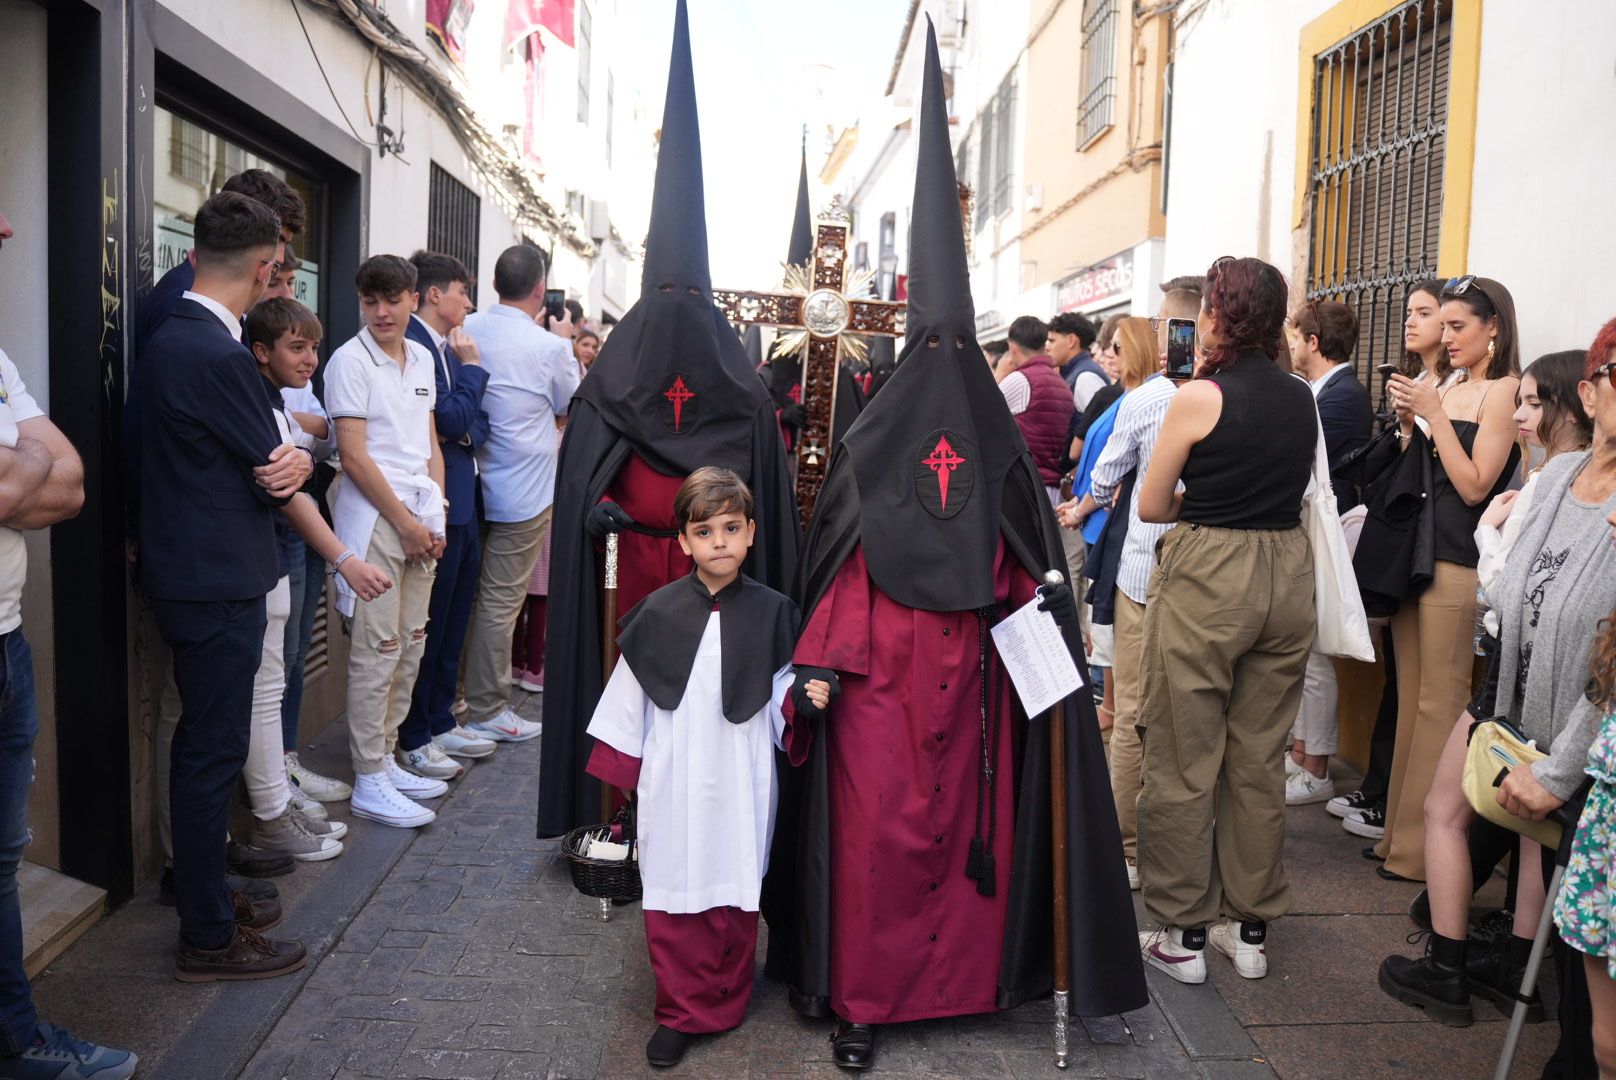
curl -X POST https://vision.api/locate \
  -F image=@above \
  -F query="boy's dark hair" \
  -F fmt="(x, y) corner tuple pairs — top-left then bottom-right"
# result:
(1291, 300), (1359, 365)
(409, 249), (471, 296)
(493, 243), (549, 300)
(674, 467), (754, 530)
(1047, 311), (1098, 349)
(983, 339), (1008, 359)
(356, 254), (417, 298)
(193, 191), (281, 274)
(246, 297), (323, 352)
(1007, 315), (1048, 352)
(278, 245), (302, 274)
(564, 298), (585, 324)
(221, 168), (306, 237)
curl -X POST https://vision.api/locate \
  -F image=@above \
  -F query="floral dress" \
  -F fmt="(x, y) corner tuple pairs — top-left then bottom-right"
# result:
(1555, 707), (1616, 977)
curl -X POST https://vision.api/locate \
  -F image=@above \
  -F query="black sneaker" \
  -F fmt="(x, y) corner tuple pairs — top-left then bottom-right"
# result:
(1326, 789), (1373, 820)
(1343, 806), (1386, 840)
(225, 842), (295, 878)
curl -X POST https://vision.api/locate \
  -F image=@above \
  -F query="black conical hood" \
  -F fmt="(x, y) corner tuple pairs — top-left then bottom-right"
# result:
(641, 0), (709, 294)
(824, 16), (1030, 612)
(787, 142), (813, 266)
(573, 0), (770, 477)
(904, 17), (974, 346)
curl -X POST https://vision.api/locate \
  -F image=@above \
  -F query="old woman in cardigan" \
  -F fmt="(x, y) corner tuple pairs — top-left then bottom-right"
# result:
(1379, 446), (1616, 1027)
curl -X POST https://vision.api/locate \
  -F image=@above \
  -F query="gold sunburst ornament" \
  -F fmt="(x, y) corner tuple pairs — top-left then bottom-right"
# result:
(770, 262), (884, 365)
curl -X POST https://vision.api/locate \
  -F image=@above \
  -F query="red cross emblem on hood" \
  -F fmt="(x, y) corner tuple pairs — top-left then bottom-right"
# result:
(923, 434), (966, 511)
(663, 375), (695, 432)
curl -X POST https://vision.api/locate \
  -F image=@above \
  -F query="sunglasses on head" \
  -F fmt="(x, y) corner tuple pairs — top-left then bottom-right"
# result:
(1444, 274), (1476, 296)
(1592, 360), (1616, 383)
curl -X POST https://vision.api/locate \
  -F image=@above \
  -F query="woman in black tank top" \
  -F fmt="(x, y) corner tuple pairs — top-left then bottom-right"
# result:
(1373, 277), (1522, 883)
(1131, 258), (1318, 982)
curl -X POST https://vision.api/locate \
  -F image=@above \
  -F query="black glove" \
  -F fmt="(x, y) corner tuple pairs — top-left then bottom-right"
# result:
(586, 501), (636, 539)
(780, 402), (807, 431)
(1036, 582), (1079, 637)
(791, 666), (841, 722)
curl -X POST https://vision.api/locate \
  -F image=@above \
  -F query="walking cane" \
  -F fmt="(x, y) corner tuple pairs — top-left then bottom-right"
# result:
(1491, 779), (1591, 1080)
(1043, 569), (1073, 1069)
(597, 530), (621, 922)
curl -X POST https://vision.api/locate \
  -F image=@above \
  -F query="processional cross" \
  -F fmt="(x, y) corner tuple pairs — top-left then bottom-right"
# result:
(714, 200), (906, 524)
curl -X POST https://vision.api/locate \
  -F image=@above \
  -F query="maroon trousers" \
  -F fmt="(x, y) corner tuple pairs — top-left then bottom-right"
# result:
(643, 907), (759, 1033)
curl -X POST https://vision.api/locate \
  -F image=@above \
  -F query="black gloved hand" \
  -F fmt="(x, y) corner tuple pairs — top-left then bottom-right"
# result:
(1036, 582), (1079, 637)
(780, 402), (807, 431)
(791, 666), (841, 722)
(586, 500), (636, 539)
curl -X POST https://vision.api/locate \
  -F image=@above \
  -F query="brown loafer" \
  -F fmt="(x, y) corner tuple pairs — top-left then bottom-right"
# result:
(174, 927), (307, 983)
(232, 890), (283, 931)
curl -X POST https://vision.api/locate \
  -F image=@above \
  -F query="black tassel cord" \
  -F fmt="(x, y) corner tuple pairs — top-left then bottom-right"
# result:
(964, 606), (1005, 896)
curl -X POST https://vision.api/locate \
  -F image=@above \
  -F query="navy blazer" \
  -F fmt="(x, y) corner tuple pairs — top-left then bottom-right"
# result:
(1317, 367), (1373, 513)
(123, 260), (199, 529)
(407, 315), (490, 527)
(138, 298), (291, 601)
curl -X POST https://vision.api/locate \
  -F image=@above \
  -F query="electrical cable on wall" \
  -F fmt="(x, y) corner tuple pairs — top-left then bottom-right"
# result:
(289, 0), (375, 148)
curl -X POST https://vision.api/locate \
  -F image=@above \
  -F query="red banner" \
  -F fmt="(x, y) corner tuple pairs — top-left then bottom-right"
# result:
(426, 0), (475, 66)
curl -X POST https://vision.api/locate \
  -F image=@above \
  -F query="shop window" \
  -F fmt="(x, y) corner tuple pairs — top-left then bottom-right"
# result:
(152, 106), (324, 314)
(1305, 0), (1451, 394)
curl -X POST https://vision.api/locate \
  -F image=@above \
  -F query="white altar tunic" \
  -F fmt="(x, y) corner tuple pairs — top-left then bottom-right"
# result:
(586, 609), (793, 915)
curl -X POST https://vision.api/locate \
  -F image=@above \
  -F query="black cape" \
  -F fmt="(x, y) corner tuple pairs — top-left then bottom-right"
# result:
(618, 571), (798, 723)
(767, 17), (1147, 1021)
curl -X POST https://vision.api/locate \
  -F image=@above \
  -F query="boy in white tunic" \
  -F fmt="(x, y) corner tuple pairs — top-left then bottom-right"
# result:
(584, 468), (828, 1068)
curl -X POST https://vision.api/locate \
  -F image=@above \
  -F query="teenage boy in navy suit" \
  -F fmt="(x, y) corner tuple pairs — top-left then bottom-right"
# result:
(139, 191), (313, 982)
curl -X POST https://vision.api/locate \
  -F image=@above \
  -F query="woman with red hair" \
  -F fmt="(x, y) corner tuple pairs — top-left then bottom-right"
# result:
(1131, 257), (1319, 985)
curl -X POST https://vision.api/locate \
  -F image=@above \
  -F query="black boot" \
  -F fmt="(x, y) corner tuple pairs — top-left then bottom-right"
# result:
(1467, 933), (1544, 1023)
(645, 1025), (690, 1067)
(1379, 932), (1474, 1027)
(831, 1020), (875, 1070)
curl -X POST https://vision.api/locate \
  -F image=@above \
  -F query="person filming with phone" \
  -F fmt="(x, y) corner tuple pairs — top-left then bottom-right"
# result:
(1131, 256), (1318, 986)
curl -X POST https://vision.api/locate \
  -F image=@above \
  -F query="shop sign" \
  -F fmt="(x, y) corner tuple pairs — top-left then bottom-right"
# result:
(1055, 250), (1134, 313)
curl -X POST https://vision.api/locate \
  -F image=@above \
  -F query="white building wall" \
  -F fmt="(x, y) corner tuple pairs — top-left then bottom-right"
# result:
(1466, 0), (1616, 355)
(1164, 0), (1616, 351)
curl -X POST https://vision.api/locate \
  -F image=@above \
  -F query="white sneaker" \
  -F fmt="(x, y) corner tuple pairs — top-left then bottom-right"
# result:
(285, 752), (353, 802)
(382, 755), (449, 798)
(1284, 752), (1302, 777)
(1139, 927), (1207, 985)
(434, 726), (496, 760)
(466, 709), (542, 743)
(451, 697), (469, 717)
(1285, 769), (1335, 805)
(1125, 857), (1140, 891)
(518, 673), (544, 693)
(287, 784), (330, 821)
(1209, 919), (1268, 979)
(397, 743), (464, 781)
(350, 773), (436, 828)
(252, 809), (343, 861)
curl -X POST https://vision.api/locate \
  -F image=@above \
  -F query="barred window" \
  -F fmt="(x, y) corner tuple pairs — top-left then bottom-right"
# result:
(1077, 0), (1118, 148)
(1305, 0), (1451, 398)
(577, 1), (593, 125)
(428, 163), (481, 302)
(974, 112), (993, 232)
(990, 72), (1016, 217)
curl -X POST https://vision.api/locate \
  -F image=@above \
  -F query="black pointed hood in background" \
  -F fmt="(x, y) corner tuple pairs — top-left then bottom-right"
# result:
(828, 17), (1027, 612)
(787, 142), (813, 266)
(572, 0), (770, 478)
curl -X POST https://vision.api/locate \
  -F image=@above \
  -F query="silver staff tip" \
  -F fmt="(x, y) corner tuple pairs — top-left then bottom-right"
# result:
(1043, 569), (1065, 587)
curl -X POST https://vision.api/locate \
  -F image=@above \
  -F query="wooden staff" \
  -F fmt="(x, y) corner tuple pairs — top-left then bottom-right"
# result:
(1043, 569), (1072, 1068)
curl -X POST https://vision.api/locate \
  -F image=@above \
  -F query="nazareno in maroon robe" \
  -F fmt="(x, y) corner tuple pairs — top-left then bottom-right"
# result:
(783, 543), (1036, 1024)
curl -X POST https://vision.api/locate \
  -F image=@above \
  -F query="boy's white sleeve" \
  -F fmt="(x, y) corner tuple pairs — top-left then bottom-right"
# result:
(768, 663), (794, 752)
(586, 658), (651, 760)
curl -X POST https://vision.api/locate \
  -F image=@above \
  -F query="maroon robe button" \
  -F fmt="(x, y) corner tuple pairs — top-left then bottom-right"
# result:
(935, 733), (944, 742)
(929, 882), (937, 891)
(724, 946), (732, 956)
(940, 682), (948, 690)
(934, 834), (943, 843)
(929, 933), (938, 941)
(933, 784), (941, 792)
(942, 628), (950, 636)
(720, 987), (729, 996)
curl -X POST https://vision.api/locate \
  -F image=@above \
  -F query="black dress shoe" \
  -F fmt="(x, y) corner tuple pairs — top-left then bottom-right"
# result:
(226, 842), (295, 878)
(1376, 863), (1416, 882)
(831, 1021), (875, 1070)
(1360, 845), (1385, 863)
(231, 890), (284, 932)
(645, 1025), (690, 1067)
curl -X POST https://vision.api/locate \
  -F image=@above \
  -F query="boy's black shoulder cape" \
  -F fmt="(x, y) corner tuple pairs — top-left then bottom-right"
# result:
(617, 572), (798, 723)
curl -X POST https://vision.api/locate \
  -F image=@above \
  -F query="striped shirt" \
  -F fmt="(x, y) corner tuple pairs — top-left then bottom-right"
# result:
(1089, 374), (1177, 605)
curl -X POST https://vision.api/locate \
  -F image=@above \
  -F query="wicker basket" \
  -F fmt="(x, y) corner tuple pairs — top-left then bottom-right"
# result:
(562, 821), (641, 903)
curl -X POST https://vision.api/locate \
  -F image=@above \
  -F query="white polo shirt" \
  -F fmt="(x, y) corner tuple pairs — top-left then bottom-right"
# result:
(324, 327), (437, 492)
(0, 348), (44, 635)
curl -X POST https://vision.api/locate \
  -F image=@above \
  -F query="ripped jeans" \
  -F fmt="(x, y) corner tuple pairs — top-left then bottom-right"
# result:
(0, 630), (39, 1054)
(346, 518), (437, 776)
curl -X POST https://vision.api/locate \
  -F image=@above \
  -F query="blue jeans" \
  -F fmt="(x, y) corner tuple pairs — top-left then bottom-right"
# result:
(399, 521), (481, 752)
(281, 540), (325, 753)
(0, 631), (40, 1055)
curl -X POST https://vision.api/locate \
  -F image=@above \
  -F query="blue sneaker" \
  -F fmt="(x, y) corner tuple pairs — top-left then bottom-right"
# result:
(0, 1024), (137, 1079)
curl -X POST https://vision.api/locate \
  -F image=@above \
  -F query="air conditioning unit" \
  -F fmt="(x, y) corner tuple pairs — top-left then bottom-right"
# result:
(1026, 183), (1043, 211)
(587, 199), (611, 244)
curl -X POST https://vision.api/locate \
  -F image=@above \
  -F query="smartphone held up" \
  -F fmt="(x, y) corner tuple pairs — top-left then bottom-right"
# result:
(1166, 318), (1197, 380)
